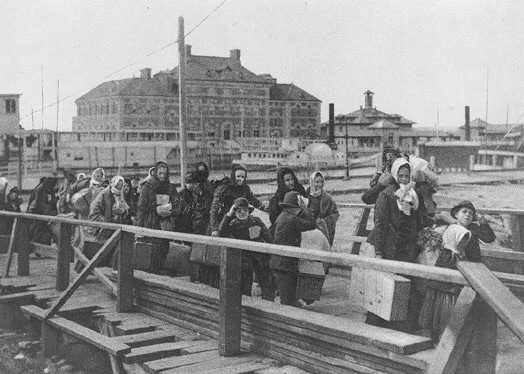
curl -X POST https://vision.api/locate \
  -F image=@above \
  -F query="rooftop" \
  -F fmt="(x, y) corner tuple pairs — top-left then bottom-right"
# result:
(269, 83), (320, 102)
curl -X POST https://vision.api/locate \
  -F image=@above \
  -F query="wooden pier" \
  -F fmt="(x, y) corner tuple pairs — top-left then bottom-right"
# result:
(0, 207), (524, 373)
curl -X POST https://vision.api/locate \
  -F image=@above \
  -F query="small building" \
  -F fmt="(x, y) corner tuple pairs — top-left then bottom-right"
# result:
(459, 118), (523, 143)
(321, 91), (459, 154)
(0, 94), (21, 134)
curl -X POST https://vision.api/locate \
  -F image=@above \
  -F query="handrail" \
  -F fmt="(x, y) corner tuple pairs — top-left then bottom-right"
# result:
(337, 202), (524, 216)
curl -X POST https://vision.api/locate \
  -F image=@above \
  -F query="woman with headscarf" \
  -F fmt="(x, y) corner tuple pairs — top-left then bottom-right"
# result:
(123, 178), (136, 225)
(136, 161), (182, 274)
(418, 224), (471, 343)
(364, 157), (424, 332)
(0, 184), (21, 235)
(89, 175), (130, 238)
(306, 171), (339, 247)
(269, 167), (307, 234)
(57, 169), (76, 214)
(27, 177), (58, 245)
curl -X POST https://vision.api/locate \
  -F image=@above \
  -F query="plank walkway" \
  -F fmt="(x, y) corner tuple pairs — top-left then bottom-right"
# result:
(3, 250), (524, 373)
(0, 252), (307, 373)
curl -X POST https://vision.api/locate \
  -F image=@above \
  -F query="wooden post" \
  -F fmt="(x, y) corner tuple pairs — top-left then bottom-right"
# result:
(459, 299), (497, 374)
(41, 323), (59, 358)
(218, 247), (242, 357)
(56, 223), (72, 291)
(427, 287), (478, 374)
(510, 214), (524, 274)
(117, 231), (135, 312)
(3, 218), (19, 278)
(17, 218), (30, 276)
(351, 207), (371, 254)
(178, 16), (188, 188)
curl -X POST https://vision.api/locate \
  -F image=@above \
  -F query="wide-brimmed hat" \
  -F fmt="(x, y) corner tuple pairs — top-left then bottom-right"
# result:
(233, 197), (254, 213)
(279, 191), (300, 208)
(451, 200), (477, 220)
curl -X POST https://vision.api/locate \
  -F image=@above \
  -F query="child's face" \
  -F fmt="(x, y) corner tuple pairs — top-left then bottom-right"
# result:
(313, 175), (324, 191)
(456, 207), (474, 227)
(235, 207), (249, 220)
(235, 170), (246, 185)
(397, 166), (410, 185)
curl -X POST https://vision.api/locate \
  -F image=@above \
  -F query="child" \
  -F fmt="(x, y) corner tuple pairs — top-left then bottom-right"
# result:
(218, 197), (274, 301)
(418, 224), (471, 343)
(450, 200), (495, 262)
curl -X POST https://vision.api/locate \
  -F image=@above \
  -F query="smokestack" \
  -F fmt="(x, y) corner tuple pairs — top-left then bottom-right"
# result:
(328, 103), (335, 144)
(465, 106), (471, 141)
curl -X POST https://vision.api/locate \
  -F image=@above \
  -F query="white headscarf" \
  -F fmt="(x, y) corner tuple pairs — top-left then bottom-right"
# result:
(442, 224), (471, 258)
(390, 158), (419, 215)
(110, 176), (124, 195)
(309, 171), (324, 198)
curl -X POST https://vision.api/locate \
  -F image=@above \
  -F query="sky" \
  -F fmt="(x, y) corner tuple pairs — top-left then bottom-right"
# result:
(2, 0), (524, 132)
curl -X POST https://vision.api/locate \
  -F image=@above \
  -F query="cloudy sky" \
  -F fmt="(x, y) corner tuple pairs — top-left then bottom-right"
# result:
(2, 0), (524, 131)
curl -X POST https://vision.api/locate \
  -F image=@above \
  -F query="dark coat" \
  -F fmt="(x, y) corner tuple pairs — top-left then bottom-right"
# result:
(89, 186), (118, 223)
(135, 164), (181, 231)
(367, 184), (423, 262)
(209, 166), (262, 232)
(179, 183), (214, 235)
(465, 222), (496, 262)
(306, 188), (339, 246)
(270, 208), (316, 272)
(269, 168), (306, 225)
(218, 215), (272, 243)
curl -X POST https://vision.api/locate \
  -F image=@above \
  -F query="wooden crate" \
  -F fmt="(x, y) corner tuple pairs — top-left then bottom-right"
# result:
(296, 260), (326, 301)
(349, 242), (410, 321)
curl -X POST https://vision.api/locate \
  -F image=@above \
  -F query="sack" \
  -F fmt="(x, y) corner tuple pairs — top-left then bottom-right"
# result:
(69, 188), (91, 216)
(301, 228), (331, 252)
(156, 203), (172, 217)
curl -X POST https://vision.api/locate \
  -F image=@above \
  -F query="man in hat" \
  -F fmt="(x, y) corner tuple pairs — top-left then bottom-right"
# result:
(270, 191), (316, 306)
(450, 200), (495, 262)
(362, 145), (401, 205)
(219, 197), (274, 301)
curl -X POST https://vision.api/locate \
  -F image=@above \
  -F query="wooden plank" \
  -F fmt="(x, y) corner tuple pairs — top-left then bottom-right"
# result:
(56, 223), (72, 291)
(219, 246), (242, 356)
(43, 229), (121, 320)
(22, 305), (131, 356)
(112, 329), (195, 348)
(143, 349), (219, 373)
(124, 340), (204, 364)
(118, 231), (134, 312)
(425, 287), (478, 374)
(164, 354), (267, 374)
(17, 218), (30, 276)
(3, 218), (18, 278)
(41, 322), (59, 357)
(114, 321), (156, 336)
(511, 215), (524, 274)
(197, 358), (276, 374)
(0, 291), (34, 303)
(72, 246), (117, 295)
(458, 261), (524, 343)
(179, 340), (218, 354)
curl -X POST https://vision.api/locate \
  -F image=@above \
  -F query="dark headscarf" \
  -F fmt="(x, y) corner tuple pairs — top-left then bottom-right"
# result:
(275, 167), (306, 199)
(196, 162), (210, 183)
(230, 164), (247, 186)
(155, 161), (170, 184)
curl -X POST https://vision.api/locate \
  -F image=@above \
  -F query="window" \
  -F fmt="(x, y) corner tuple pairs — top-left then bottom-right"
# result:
(253, 129), (260, 137)
(223, 129), (230, 140)
(5, 99), (16, 113)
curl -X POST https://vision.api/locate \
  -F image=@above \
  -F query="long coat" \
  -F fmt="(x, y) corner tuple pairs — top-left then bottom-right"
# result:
(367, 184), (423, 262)
(306, 189), (339, 245)
(136, 177), (181, 231)
(268, 168), (306, 225)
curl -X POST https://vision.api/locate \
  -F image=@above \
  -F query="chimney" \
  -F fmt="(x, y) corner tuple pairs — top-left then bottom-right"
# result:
(364, 90), (374, 109)
(328, 103), (335, 144)
(465, 106), (471, 141)
(230, 49), (241, 64)
(140, 68), (152, 79)
(185, 44), (192, 57)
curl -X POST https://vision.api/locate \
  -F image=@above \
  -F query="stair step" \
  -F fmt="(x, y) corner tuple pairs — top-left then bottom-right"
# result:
(123, 340), (206, 364)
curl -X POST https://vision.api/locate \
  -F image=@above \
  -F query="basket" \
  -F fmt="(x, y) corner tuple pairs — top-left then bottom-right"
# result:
(296, 273), (325, 301)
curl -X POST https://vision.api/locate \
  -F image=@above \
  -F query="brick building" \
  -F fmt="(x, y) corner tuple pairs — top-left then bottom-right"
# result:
(73, 46), (321, 149)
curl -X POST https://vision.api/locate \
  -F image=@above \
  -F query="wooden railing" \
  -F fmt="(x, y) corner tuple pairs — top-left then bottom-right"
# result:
(1, 209), (524, 372)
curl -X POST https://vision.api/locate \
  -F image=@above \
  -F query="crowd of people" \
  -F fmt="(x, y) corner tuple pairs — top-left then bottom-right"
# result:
(0, 145), (496, 341)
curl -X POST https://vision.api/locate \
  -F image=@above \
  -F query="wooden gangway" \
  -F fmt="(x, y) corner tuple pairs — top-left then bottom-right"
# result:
(0, 206), (524, 373)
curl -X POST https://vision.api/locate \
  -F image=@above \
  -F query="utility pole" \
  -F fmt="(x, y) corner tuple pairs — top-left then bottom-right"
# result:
(178, 16), (188, 188)
(41, 65), (44, 130)
(53, 79), (59, 174)
(17, 131), (22, 191)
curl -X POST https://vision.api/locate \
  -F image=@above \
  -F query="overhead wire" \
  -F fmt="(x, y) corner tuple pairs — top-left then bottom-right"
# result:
(7, 0), (228, 133)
